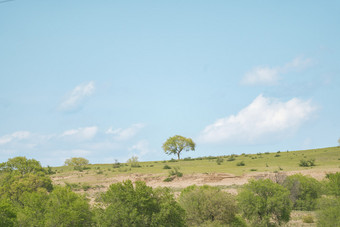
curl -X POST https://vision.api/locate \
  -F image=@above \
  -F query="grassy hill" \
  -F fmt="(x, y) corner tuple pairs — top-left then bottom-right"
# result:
(52, 146), (340, 177)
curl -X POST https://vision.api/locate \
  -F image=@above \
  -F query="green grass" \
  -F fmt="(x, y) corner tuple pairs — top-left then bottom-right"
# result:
(51, 146), (340, 177)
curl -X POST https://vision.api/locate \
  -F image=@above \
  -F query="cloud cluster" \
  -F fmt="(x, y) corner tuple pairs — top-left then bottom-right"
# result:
(61, 126), (98, 141)
(106, 123), (145, 141)
(199, 94), (316, 144)
(241, 57), (312, 85)
(0, 131), (31, 145)
(59, 81), (95, 111)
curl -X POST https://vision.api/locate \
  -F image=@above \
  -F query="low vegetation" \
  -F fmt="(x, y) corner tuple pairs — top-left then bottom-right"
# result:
(1, 146), (340, 226)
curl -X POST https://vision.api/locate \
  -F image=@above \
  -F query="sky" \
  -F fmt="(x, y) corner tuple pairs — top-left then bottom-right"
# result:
(0, 1), (339, 166)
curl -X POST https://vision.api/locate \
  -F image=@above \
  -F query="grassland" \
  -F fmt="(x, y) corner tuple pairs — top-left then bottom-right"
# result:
(52, 146), (340, 177)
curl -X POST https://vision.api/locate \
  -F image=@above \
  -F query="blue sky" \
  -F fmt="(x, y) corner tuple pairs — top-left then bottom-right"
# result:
(0, 1), (339, 166)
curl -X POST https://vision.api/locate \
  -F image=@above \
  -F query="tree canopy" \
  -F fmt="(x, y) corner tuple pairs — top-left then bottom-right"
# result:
(162, 135), (195, 160)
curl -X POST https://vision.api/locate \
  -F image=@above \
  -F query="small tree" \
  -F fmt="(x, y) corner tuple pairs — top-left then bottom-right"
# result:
(238, 179), (291, 226)
(126, 156), (140, 167)
(64, 157), (89, 171)
(162, 135), (195, 160)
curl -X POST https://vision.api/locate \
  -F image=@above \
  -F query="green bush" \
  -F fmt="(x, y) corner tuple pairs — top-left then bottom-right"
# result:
(283, 174), (321, 210)
(302, 215), (314, 223)
(317, 197), (340, 227)
(96, 180), (186, 226)
(163, 164), (172, 169)
(238, 179), (291, 226)
(179, 185), (240, 226)
(236, 161), (245, 166)
(216, 157), (224, 165)
(299, 159), (315, 167)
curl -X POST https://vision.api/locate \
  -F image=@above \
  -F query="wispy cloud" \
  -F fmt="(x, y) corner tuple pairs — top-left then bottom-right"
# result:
(199, 94), (316, 144)
(59, 81), (95, 111)
(106, 123), (145, 141)
(241, 57), (313, 86)
(129, 140), (151, 157)
(61, 126), (98, 141)
(0, 131), (31, 145)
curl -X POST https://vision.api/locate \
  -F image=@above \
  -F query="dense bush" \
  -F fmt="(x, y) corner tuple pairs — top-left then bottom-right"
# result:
(238, 179), (291, 226)
(317, 197), (340, 227)
(179, 185), (243, 226)
(64, 157), (90, 171)
(96, 180), (186, 227)
(283, 174), (321, 210)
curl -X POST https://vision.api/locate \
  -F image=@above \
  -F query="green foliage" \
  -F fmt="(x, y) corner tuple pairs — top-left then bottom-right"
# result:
(236, 161), (245, 166)
(127, 155), (141, 167)
(283, 174), (321, 210)
(299, 158), (315, 167)
(302, 215), (314, 223)
(0, 157), (53, 202)
(317, 197), (340, 227)
(44, 186), (93, 227)
(238, 179), (291, 226)
(162, 135), (195, 160)
(0, 156), (45, 175)
(0, 199), (16, 227)
(216, 157), (224, 165)
(163, 164), (172, 169)
(64, 157), (90, 171)
(169, 166), (183, 177)
(179, 185), (240, 226)
(97, 180), (186, 226)
(325, 172), (340, 196)
(113, 159), (121, 168)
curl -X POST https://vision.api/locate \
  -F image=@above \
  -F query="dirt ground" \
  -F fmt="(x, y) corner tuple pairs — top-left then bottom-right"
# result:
(52, 168), (339, 196)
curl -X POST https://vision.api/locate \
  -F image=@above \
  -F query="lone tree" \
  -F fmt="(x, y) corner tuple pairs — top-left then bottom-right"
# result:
(162, 135), (195, 160)
(64, 157), (89, 171)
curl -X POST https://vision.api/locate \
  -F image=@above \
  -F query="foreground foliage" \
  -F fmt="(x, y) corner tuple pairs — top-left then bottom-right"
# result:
(96, 180), (186, 227)
(238, 179), (292, 226)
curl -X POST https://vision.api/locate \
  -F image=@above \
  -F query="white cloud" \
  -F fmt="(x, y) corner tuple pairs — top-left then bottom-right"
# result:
(129, 140), (151, 156)
(59, 81), (95, 111)
(61, 126), (98, 141)
(199, 94), (316, 144)
(242, 67), (279, 85)
(242, 57), (313, 86)
(106, 123), (145, 141)
(0, 131), (31, 145)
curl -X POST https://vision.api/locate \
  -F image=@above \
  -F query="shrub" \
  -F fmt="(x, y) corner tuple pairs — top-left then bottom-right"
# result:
(227, 156), (236, 161)
(325, 172), (340, 196)
(127, 156), (141, 168)
(163, 165), (171, 169)
(236, 161), (245, 166)
(112, 159), (120, 168)
(299, 159), (315, 167)
(302, 215), (314, 223)
(238, 179), (291, 226)
(169, 167), (183, 177)
(317, 197), (340, 227)
(97, 180), (186, 226)
(179, 185), (240, 226)
(283, 174), (321, 210)
(216, 157), (224, 165)
(64, 157), (90, 171)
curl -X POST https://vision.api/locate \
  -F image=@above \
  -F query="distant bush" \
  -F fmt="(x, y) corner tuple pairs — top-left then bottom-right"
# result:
(127, 156), (141, 168)
(183, 157), (194, 161)
(250, 169), (257, 171)
(283, 174), (321, 210)
(168, 158), (178, 162)
(163, 164), (171, 169)
(216, 157), (224, 165)
(169, 167), (183, 177)
(236, 161), (245, 166)
(299, 159), (315, 167)
(302, 215), (314, 223)
(64, 157), (90, 171)
(274, 154), (281, 157)
(227, 156), (236, 161)
(112, 159), (120, 168)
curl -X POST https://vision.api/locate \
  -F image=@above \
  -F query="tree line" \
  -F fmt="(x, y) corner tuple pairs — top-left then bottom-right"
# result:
(1, 156), (339, 226)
